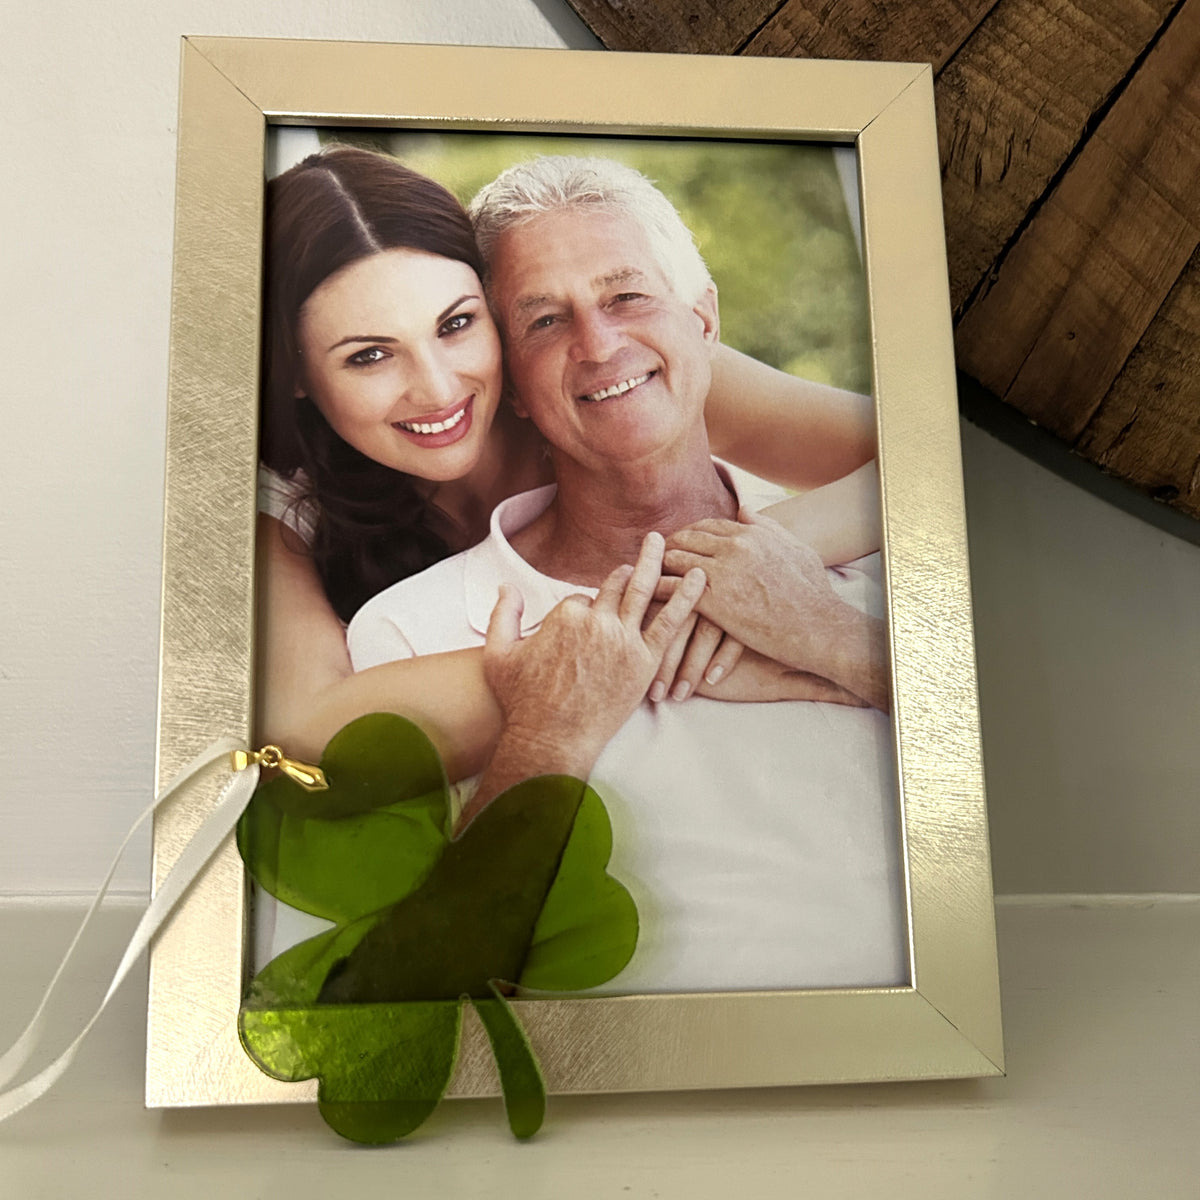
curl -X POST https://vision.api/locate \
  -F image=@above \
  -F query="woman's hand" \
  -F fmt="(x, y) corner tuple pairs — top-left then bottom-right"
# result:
(648, 614), (745, 703)
(695, 649), (866, 706)
(664, 509), (838, 666)
(664, 508), (890, 712)
(646, 576), (869, 706)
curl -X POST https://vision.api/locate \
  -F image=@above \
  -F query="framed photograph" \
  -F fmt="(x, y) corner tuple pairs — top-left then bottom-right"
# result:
(150, 37), (1001, 1111)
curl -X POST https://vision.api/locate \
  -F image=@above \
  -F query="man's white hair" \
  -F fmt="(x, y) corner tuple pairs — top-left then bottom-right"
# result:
(469, 155), (713, 303)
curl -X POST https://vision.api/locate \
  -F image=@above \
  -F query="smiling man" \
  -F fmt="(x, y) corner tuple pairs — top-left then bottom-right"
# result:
(347, 156), (904, 993)
(484, 200), (734, 589)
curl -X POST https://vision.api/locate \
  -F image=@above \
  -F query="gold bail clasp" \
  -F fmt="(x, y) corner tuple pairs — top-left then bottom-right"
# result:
(231, 745), (328, 791)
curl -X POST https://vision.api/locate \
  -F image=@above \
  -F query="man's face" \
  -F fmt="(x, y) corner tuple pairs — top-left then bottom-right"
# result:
(488, 207), (719, 471)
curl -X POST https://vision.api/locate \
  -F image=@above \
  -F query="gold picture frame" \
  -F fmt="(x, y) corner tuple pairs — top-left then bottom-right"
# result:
(150, 36), (1001, 1108)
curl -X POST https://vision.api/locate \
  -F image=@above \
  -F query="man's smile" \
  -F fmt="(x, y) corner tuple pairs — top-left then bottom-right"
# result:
(578, 371), (656, 403)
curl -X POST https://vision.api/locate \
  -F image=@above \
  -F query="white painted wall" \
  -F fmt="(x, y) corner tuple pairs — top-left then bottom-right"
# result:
(962, 422), (1200, 894)
(1, 0), (1195, 898)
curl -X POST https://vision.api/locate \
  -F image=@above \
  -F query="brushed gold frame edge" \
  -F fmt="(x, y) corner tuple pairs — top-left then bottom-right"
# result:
(149, 38), (1002, 1109)
(858, 70), (1003, 1072)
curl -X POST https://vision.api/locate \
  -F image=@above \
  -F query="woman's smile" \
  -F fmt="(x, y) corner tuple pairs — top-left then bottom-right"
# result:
(392, 394), (475, 445)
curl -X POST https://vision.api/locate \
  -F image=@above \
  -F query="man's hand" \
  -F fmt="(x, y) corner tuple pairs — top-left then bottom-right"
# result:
(664, 508), (889, 712)
(460, 533), (706, 829)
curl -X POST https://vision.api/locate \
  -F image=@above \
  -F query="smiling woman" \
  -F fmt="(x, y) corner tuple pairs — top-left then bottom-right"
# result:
(260, 147), (549, 632)
(295, 249), (502, 477)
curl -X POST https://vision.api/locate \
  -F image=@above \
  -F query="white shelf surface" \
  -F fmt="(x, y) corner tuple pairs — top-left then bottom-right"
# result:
(2, 896), (1197, 1198)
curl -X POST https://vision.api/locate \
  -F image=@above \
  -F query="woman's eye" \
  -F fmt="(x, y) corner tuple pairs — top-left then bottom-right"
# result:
(347, 347), (388, 366)
(439, 311), (474, 336)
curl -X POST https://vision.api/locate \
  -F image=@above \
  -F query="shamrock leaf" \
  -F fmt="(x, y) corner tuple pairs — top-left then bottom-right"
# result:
(313, 772), (593, 1004)
(241, 985), (543, 1143)
(241, 1001), (463, 1143)
(244, 910), (376, 1009)
(237, 715), (638, 1144)
(237, 713), (450, 924)
(520, 785), (638, 991)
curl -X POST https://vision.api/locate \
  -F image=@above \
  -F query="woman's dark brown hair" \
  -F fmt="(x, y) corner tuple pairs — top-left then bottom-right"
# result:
(261, 145), (485, 622)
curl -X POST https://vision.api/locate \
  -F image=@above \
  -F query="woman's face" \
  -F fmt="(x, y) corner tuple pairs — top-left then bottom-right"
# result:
(295, 248), (503, 483)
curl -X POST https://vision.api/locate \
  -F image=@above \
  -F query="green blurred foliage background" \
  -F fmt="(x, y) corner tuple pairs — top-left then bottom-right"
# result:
(325, 130), (872, 395)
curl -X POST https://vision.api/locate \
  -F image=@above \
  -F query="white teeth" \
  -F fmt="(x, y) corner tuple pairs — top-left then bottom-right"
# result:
(397, 406), (468, 435)
(581, 373), (651, 402)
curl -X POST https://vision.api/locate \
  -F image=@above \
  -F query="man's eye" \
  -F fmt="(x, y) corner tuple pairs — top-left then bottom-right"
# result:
(529, 314), (559, 332)
(612, 292), (646, 305)
(439, 312), (473, 336)
(347, 347), (388, 366)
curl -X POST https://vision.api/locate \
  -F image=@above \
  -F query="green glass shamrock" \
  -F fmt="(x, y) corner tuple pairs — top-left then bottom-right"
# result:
(237, 713), (638, 1143)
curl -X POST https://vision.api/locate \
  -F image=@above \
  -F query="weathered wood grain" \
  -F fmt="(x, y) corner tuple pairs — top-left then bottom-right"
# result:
(563, 0), (783, 53)
(938, 0), (1177, 314)
(955, 0), (1200, 440)
(743, 0), (998, 68)
(1076, 246), (1200, 517)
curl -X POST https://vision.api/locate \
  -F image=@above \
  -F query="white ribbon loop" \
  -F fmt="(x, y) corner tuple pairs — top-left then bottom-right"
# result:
(0, 738), (259, 1123)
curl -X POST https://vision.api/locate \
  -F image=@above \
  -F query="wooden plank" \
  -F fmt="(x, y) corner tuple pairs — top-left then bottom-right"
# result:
(563, 0), (782, 53)
(938, 0), (1177, 313)
(955, 0), (1200, 441)
(1075, 246), (1200, 517)
(743, 0), (998, 69)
